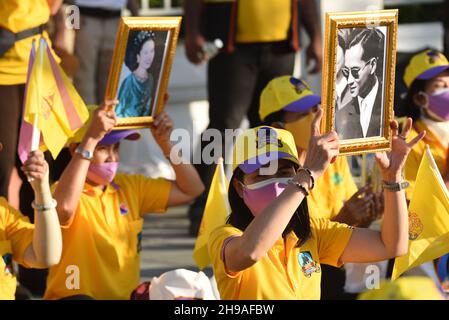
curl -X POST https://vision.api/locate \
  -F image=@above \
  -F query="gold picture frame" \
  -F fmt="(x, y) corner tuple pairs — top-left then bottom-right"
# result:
(105, 16), (182, 129)
(321, 10), (398, 156)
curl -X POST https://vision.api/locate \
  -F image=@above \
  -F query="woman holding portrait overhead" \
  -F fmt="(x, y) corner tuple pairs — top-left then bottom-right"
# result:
(208, 109), (424, 300)
(115, 30), (156, 118)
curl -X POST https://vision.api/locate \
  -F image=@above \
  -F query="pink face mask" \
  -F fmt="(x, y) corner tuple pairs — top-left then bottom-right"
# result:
(242, 178), (291, 216)
(423, 88), (449, 121)
(87, 162), (119, 185)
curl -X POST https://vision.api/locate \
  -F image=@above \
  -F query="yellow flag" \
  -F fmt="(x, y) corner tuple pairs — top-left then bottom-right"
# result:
(23, 38), (88, 159)
(392, 146), (449, 280)
(193, 158), (230, 270)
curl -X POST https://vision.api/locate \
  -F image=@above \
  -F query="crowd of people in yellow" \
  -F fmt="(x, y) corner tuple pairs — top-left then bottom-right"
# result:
(0, 0), (449, 301)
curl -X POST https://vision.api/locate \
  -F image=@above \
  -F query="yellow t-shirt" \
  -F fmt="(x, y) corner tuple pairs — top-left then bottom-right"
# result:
(404, 119), (448, 199)
(44, 174), (172, 300)
(236, 0), (291, 43)
(0, 0), (54, 85)
(209, 217), (353, 300)
(308, 156), (358, 220)
(0, 197), (34, 300)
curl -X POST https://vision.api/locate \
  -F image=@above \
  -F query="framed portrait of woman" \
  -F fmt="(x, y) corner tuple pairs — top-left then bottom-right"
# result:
(105, 17), (182, 129)
(321, 10), (398, 155)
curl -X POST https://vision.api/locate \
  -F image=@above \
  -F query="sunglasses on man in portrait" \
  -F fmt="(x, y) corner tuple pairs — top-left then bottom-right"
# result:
(342, 58), (375, 80)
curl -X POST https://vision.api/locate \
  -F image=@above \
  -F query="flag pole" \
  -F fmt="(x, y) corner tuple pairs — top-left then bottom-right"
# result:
(361, 153), (367, 186)
(31, 38), (45, 152)
(218, 157), (230, 215)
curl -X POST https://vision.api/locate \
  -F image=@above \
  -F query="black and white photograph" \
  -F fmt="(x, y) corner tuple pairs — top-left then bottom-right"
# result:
(334, 26), (387, 140)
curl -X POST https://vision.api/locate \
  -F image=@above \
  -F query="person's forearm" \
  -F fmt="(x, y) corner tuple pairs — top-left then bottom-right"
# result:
(51, 7), (67, 49)
(127, 0), (140, 16)
(47, 0), (63, 16)
(238, 174), (310, 262)
(162, 142), (204, 197)
(298, 0), (321, 42)
(184, 0), (203, 36)
(380, 182), (408, 256)
(53, 138), (98, 224)
(30, 183), (62, 267)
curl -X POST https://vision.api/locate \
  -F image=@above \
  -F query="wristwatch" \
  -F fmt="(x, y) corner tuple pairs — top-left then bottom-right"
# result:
(382, 180), (410, 192)
(75, 146), (93, 160)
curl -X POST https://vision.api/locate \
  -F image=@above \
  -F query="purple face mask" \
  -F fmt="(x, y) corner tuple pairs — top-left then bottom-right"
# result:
(87, 162), (119, 185)
(242, 178), (291, 216)
(424, 88), (449, 121)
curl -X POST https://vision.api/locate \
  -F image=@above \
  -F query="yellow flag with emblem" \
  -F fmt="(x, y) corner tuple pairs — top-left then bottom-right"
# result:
(392, 146), (449, 280)
(21, 38), (88, 160)
(193, 158), (230, 270)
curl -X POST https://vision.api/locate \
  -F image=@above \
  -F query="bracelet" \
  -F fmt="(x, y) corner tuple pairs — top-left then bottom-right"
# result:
(297, 167), (315, 190)
(288, 179), (309, 196)
(31, 199), (57, 211)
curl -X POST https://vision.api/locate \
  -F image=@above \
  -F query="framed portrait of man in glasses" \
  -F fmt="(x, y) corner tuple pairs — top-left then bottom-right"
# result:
(321, 10), (398, 155)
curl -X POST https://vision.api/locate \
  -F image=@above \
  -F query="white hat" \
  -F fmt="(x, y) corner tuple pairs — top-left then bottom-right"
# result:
(149, 269), (217, 300)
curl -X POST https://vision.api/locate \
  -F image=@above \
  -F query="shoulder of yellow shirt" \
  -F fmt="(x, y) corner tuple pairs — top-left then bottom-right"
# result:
(209, 217), (346, 243)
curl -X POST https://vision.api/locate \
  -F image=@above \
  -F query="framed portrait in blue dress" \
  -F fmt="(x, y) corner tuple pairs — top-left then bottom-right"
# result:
(105, 17), (181, 129)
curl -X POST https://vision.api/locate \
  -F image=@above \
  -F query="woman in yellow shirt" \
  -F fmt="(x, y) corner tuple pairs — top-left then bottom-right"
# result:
(208, 109), (424, 299)
(0, 150), (62, 299)
(44, 100), (205, 300)
(402, 49), (449, 197)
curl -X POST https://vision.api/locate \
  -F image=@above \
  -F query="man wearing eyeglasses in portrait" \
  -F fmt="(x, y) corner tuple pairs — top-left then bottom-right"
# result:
(335, 28), (385, 140)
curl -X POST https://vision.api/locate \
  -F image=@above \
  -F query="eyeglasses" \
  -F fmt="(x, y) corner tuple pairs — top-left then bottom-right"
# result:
(341, 59), (372, 80)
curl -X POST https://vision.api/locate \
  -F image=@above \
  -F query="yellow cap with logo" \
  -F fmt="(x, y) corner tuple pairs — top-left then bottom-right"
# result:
(231, 126), (299, 174)
(357, 276), (445, 300)
(403, 49), (449, 88)
(259, 76), (321, 121)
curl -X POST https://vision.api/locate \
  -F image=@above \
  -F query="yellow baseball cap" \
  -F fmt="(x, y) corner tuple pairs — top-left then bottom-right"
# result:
(357, 276), (445, 300)
(231, 126), (299, 174)
(403, 49), (449, 88)
(259, 76), (321, 121)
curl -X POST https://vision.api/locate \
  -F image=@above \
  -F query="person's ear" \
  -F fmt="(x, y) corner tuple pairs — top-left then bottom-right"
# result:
(232, 177), (244, 198)
(413, 91), (428, 108)
(370, 58), (377, 75)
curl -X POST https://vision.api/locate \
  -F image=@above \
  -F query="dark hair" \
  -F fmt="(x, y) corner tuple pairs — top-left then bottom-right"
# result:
(262, 110), (285, 126)
(124, 30), (156, 71)
(338, 33), (346, 50)
(347, 28), (385, 77)
(227, 167), (311, 247)
(401, 78), (426, 121)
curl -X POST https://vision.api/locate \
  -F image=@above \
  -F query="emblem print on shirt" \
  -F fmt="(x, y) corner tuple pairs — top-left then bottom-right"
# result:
(119, 202), (129, 215)
(298, 251), (320, 278)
